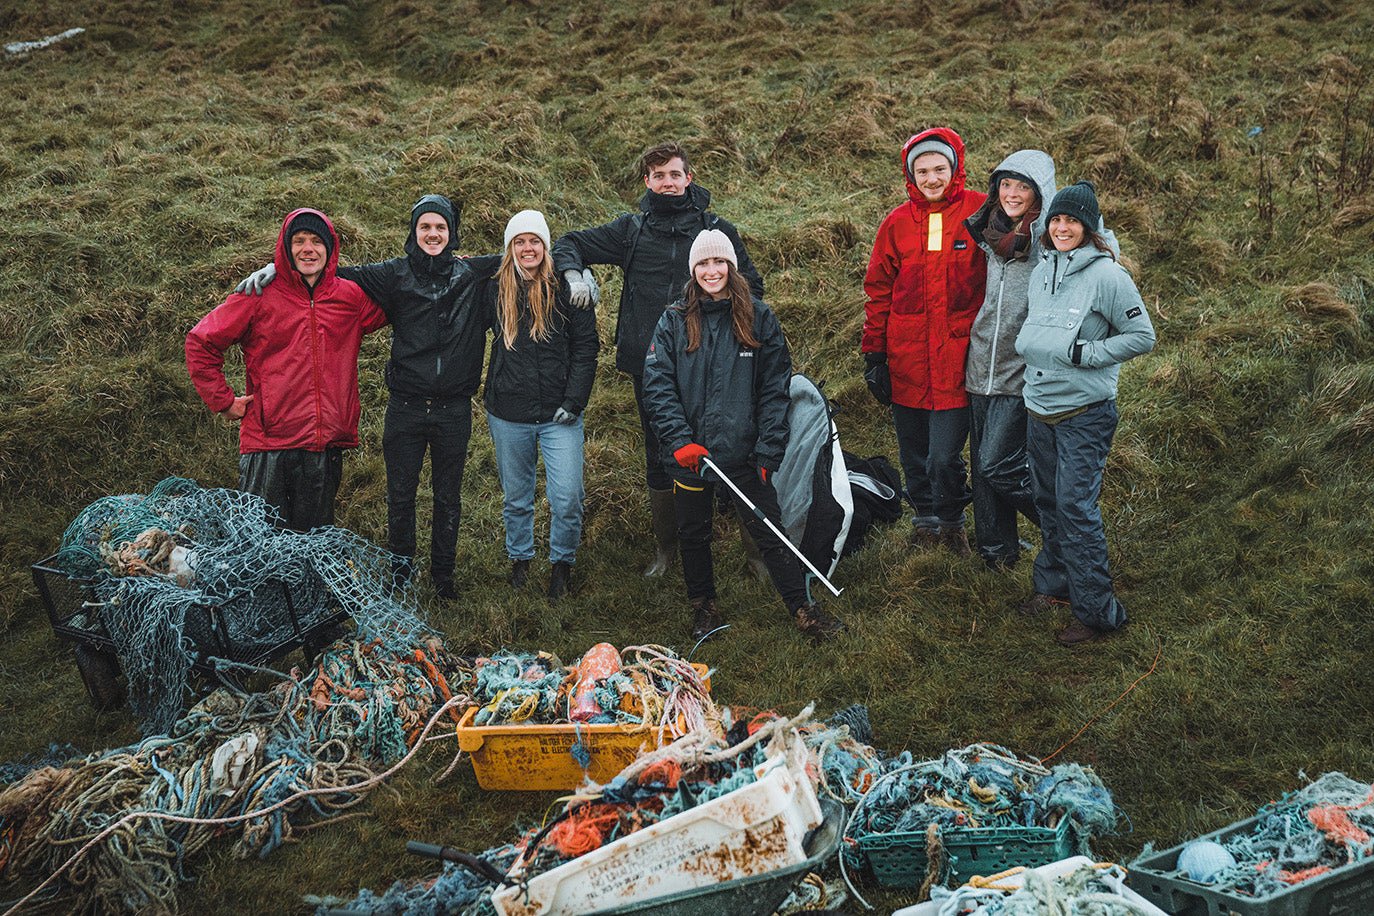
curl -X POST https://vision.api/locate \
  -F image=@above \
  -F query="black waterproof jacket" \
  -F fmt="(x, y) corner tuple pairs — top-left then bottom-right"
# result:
(482, 276), (600, 424)
(342, 252), (501, 401)
(641, 296), (792, 475)
(551, 184), (764, 375)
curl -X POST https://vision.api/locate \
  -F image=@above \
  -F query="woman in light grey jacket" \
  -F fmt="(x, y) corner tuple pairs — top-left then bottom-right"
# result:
(963, 150), (1056, 571)
(1014, 181), (1156, 646)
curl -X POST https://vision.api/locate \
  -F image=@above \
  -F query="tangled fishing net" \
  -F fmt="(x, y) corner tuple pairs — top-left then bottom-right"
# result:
(49, 477), (431, 734)
(841, 743), (1122, 885)
(931, 862), (1156, 915)
(1158, 771), (1374, 899)
(0, 636), (472, 915)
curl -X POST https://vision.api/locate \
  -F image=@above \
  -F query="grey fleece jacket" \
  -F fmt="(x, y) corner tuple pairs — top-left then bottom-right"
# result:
(963, 150), (1057, 397)
(1015, 244), (1156, 414)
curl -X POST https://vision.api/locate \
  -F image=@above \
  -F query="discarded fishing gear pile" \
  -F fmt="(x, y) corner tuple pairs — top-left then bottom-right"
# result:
(311, 707), (822, 916)
(0, 636), (472, 915)
(1169, 771), (1374, 898)
(470, 643), (720, 740)
(932, 861), (1148, 915)
(843, 743), (1121, 869)
(52, 477), (431, 734)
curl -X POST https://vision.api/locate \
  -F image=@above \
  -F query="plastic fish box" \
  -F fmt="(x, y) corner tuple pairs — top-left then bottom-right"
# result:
(893, 855), (1166, 916)
(455, 664), (711, 791)
(489, 741), (823, 916)
(1128, 813), (1374, 916)
(859, 817), (1077, 889)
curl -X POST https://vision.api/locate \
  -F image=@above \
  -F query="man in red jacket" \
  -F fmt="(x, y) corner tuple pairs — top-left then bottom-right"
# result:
(861, 127), (988, 556)
(186, 208), (388, 530)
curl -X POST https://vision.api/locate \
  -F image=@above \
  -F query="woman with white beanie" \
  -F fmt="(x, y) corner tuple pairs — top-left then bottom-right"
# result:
(641, 229), (845, 644)
(482, 209), (599, 600)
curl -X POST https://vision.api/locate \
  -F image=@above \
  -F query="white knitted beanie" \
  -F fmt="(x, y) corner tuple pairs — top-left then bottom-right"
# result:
(688, 228), (737, 271)
(504, 209), (551, 250)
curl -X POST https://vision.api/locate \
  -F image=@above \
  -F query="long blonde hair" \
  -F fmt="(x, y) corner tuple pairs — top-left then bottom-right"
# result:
(496, 243), (556, 349)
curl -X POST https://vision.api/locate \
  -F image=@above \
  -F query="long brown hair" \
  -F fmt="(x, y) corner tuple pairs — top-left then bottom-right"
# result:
(683, 263), (759, 354)
(496, 242), (556, 349)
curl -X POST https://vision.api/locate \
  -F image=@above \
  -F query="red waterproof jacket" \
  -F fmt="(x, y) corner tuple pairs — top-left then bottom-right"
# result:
(185, 208), (388, 454)
(862, 127), (988, 409)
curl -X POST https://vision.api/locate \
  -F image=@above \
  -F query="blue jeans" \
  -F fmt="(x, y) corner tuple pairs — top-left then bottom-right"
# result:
(968, 394), (1040, 566)
(1026, 400), (1127, 631)
(487, 412), (586, 564)
(890, 404), (971, 528)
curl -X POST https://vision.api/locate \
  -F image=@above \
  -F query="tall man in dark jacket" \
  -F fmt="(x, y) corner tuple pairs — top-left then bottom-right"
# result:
(235, 195), (500, 599)
(552, 141), (765, 577)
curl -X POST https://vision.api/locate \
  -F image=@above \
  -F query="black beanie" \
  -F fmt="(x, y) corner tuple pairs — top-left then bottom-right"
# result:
(286, 211), (334, 261)
(409, 194), (460, 251)
(1046, 181), (1100, 230)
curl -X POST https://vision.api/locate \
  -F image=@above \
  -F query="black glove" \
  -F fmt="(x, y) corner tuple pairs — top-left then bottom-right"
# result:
(863, 352), (891, 406)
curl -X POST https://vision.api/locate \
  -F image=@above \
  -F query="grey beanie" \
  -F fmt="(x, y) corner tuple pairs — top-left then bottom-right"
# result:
(1046, 181), (1101, 231)
(906, 138), (958, 178)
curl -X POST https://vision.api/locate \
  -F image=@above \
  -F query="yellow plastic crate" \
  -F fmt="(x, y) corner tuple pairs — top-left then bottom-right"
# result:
(456, 665), (711, 791)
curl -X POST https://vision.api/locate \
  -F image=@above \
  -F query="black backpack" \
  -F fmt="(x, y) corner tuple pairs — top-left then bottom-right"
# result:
(840, 451), (903, 556)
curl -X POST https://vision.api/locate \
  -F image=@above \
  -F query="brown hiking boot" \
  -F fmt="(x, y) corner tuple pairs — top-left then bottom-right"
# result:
(1056, 619), (1111, 646)
(939, 525), (972, 558)
(909, 525), (940, 550)
(793, 602), (845, 643)
(1015, 593), (1069, 617)
(690, 597), (726, 643)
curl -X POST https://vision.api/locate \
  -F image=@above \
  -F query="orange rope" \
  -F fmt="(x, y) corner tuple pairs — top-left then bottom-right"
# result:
(414, 649), (463, 724)
(1042, 624), (1162, 764)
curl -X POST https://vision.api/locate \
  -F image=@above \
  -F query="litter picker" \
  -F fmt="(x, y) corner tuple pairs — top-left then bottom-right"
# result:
(699, 455), (843, 597)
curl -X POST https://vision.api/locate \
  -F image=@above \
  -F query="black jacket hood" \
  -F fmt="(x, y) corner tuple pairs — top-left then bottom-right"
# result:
(406, 194), (461, 278)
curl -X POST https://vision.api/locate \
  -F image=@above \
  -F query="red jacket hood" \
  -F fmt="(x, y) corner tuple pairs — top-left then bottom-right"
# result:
(902, 127), (969, 207)
(274, 207), (341, 295)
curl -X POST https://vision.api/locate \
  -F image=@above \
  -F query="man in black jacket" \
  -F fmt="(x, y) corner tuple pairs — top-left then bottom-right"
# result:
(552, 141), (765, 578)
(235, 195), (502, 600)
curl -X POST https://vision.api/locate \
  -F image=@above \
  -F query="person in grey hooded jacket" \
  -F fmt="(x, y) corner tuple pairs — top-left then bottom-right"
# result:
(963, 150), (1056, 571)
(1014, 181), (1156, 646)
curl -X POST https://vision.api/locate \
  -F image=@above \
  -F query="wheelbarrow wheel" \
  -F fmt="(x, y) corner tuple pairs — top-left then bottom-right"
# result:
(74, 644), (125, 711)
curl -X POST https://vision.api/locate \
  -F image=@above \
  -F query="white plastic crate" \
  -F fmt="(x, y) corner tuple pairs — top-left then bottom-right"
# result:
(490, 740), (823, 916)
(891, 855), (1167, 916)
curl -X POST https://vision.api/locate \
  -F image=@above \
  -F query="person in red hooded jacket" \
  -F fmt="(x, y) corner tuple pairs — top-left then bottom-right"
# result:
(861, 127), (987, 556)
(186, 208), (388, 530)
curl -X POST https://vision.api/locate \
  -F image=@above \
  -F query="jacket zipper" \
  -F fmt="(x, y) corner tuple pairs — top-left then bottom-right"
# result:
(987, 263), (1004, 393)
(309, 290), (323, 450)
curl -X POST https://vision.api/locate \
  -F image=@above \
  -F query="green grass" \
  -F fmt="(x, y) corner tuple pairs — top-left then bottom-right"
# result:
(2, 0), (1374, 912)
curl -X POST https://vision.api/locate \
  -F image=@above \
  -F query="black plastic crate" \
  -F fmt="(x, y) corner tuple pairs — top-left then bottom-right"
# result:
(1129, 814), (1374, 916)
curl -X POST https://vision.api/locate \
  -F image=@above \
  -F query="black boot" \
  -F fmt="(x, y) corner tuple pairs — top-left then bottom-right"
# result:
(433, 570), (458, 601)
(690, 597), (725, 643)
(644, 487), (677, 577)
(547, 561), (573, 600)
(390, 556), (415, 589)
(510, 558), (530, 589)
(735, 506), (771, 584)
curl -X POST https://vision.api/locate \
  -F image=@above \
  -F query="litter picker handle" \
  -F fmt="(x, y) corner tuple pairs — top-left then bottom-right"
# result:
(406, 841), (510, 884)
(699, 456), (843, 597)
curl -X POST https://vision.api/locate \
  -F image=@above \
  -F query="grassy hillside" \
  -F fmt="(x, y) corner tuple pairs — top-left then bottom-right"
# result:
(2, 0), (1373, 911)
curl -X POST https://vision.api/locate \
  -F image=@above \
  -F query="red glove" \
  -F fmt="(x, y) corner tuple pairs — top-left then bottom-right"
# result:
(673, 443), (710, 474)
(758, 466), (771, 485)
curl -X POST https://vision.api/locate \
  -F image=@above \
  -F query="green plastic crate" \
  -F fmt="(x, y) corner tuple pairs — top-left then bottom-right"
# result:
(1128, 812), (1374, 916)
(860, 817), (1077, 889)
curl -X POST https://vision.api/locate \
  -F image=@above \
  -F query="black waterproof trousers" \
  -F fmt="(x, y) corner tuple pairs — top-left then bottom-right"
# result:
(632, 373), (671, 491)
(968, 393), (1039, 566)
(383, 396), (471, 585)
(672, 466), (808, 612)
(238, 448), (343, 532)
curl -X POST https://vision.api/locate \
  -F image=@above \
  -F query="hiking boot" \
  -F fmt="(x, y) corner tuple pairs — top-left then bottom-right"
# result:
(909, 525), (940, 550)
(547, 561), (573, 600)
(1056, 619), (1109, 647)
(939, 525), (973, 558)
(690, 597), (725, 643)
(509, 558), (530, 589)
(793, 602), (845, 643)
(433, 577), (458, 602)
(391, 556), (415, 589)
(644, 487), (677, 577)
(1015, 592), (1069, 617)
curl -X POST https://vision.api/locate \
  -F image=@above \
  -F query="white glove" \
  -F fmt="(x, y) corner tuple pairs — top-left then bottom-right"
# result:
(582, 268), (600, 308)
(565, 269), (592, 308)
(552, 407), (578, 425)
(235, 263), (276, 296)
